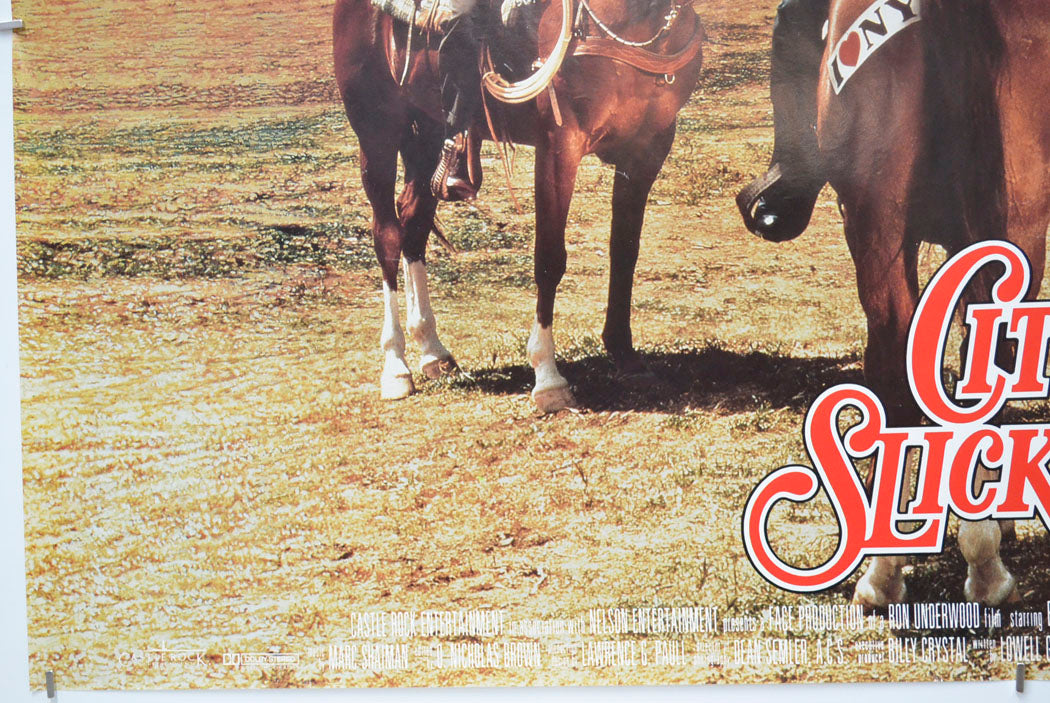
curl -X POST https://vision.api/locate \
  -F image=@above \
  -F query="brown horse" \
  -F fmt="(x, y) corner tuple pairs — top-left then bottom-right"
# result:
(739, 0), (1050, 608)
(333, 0), (703, 412)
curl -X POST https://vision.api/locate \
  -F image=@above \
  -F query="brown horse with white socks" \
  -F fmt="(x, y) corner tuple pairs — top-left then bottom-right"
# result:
(334, 0), (703, 412)
(739, 0), (1050, 608)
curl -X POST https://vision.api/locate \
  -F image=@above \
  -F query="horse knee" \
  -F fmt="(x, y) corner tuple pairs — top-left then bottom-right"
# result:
(372, 225), (403, 283)
(535, 257), (567, 291)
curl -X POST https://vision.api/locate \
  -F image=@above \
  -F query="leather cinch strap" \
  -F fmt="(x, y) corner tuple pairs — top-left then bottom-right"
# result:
(571, 11), (704, 76)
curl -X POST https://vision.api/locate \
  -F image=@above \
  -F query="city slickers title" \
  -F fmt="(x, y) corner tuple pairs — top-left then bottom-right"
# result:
(745, 242), (1050, 593)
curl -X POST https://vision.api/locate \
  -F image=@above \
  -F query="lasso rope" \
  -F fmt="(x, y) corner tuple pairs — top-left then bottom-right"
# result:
(481, 0), (574, 103)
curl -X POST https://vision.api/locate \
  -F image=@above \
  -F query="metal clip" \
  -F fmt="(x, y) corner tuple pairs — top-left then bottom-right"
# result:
(46, 670), (56, 699)
(1016, 663), (1025, 693)
(0, 19), (23, 31)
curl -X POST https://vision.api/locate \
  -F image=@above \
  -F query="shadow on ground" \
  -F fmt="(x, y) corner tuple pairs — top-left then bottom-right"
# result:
(904, 529), (1050, 615)
(443, 344), (865, 413)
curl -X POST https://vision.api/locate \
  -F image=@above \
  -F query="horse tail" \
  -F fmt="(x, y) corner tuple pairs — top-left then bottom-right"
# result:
(908, 0), (1007, 251)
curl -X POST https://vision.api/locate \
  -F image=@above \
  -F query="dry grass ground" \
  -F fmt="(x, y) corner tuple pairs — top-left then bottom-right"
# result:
(13, 0), (1050, 690)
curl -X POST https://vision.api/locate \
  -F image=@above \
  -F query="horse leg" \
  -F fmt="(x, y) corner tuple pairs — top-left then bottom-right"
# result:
(983, 219), (1047, 549)
(342, 98), (414, 399)
(835, 195), (919, 421)
(528, 133), (585, 413)
(959, 424), (1023, 605)
(399, 119), (458, 380)
(854, 451), (914, 609)
(959, 511), (1018, 606)
(602, 125), (676, 381)
(373, 171), (415, 400)
(843, 198), (920, 609)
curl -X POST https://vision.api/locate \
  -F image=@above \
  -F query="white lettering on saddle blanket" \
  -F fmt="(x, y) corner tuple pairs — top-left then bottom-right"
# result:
(828, 0), (921, 94)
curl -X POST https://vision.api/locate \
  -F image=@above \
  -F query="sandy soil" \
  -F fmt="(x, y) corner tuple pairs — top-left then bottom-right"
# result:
(13, 0), (1050, 690)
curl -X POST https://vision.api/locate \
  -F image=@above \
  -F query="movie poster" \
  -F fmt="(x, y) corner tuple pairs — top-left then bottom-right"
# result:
(12, 0), (1050, 691)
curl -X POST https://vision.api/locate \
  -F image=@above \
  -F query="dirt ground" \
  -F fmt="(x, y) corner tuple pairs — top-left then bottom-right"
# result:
(13, 0), (1050, 690)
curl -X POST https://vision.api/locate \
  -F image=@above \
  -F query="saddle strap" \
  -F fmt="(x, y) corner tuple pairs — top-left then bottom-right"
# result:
(571, 10), (704, 76)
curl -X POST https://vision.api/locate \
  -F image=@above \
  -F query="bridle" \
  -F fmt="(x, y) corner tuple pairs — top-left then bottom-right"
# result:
(577, 0), (680, 49)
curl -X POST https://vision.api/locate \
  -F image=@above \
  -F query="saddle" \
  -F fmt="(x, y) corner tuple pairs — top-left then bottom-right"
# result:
(374, 0), (704, 200)
(371, 0), (535, 34)
(374, 0), (705, 87)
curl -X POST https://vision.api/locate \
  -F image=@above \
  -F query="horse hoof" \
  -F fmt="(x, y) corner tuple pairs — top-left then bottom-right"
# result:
(965, 571), (1018, 606)
(610, 350), (652, 380)
(852, 578), (906, 613)
(380, 374), (415, 400)
(533, 385), (576, 414)
(422, 356), (458, 380)
(618, 368), (662, 391)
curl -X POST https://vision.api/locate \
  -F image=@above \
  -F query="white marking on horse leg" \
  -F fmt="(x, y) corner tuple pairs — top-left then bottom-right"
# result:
(527, 320), (575, 413)
(380, 281), (414, 400)
(528, 320), (567, 392)
(403, 258), (455, 378)
(959, 519), (1017, 605)
(853, 556), (908, 609)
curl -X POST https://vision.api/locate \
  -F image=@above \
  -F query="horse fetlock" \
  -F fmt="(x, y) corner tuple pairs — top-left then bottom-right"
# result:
(609, 347), (657, 383)
(958, 520), (1002, 566)
(958, 519), (1015, 605)
(409, 316), (451, 354)
(527, 322), (552, 356)
(527, 323), (559, 373)
(964, 563), (1017, 606)
(406, 314), (434, 344)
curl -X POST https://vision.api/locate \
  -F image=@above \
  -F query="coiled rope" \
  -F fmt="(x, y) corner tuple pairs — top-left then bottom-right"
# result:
(480, 0), (574, 103)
